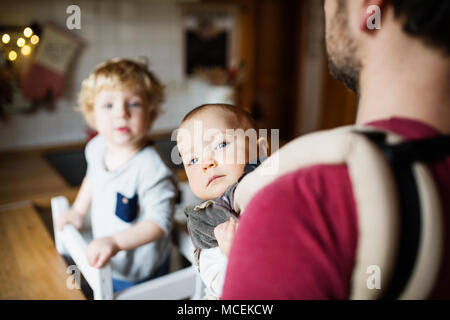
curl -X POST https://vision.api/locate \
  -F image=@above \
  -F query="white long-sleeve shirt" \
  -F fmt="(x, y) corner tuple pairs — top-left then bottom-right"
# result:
(194, 247), (228, 299)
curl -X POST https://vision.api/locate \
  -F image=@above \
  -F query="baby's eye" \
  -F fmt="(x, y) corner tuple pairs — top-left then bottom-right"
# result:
(104, 103), (113, 109)
(189, 157), (199, 166)
(216, 141), (228, 150)
(128, 102), (141, 108)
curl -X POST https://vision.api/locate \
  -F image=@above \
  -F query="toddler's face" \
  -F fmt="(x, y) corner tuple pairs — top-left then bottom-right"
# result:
(177, 111), (249, 200)
(92, 90), (152, 148)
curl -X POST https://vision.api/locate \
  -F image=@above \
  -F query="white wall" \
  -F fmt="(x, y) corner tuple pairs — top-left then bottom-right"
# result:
(0, 0), (234, 150)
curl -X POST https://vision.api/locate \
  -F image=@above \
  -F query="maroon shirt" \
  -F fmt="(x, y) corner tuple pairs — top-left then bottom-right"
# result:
(221, 118), (450, 300)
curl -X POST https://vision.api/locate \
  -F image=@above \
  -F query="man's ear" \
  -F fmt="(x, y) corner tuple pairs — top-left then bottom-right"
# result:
(360, 0), (386, 32)
(257, 137), (268, 159)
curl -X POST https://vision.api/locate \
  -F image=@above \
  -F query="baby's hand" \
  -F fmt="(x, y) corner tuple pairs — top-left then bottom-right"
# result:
(86, 236), (119, 269)
(214, 217), (238, 257)
(56, 208), (84, 231)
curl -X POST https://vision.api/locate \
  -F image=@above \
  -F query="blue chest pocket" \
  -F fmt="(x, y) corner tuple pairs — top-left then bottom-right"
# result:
(115, 193), (139, 223)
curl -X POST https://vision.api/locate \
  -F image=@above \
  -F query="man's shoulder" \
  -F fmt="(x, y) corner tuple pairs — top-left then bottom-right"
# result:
(262, 164), (351, 196)
(224, 164), (359, 300)
(246, 164), (357, 224)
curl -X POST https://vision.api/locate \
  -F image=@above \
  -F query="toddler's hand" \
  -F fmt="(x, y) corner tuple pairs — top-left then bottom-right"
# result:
(56, 208), (84, 231)
(86, 236), (119, 269)
(214, 217), (238, 257)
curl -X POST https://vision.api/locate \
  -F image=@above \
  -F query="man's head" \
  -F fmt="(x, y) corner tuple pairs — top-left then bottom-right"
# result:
(78, 58), (164, 147)
(177, 104), (267, 200)
(324, 0), (450, 93)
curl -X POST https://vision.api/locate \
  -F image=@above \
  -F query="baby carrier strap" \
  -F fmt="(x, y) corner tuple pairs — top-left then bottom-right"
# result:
(233, 125), (449, 299)
(356, 131), (450, 299)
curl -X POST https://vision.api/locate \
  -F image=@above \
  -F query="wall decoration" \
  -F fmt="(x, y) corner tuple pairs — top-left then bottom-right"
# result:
(185, 18), (228, 76)
(181, 4), (240, 86)
(21, 22), (84, 110)
(0, 23), (41, 119)
(0, 21), (84, 120)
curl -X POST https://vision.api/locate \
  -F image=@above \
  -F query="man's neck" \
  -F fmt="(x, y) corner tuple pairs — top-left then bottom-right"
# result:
(356, 42), (450, 134)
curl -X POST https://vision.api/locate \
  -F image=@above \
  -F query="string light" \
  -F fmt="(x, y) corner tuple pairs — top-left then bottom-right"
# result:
(30, 35), (39, 45)
(21, 45), (31, 56)
(17, 37), (26, 47)
(2, 27), (39, 61)
(8, 50), (17, 61)
(24, 27), (33, 38)
(2, 33), (10, 44)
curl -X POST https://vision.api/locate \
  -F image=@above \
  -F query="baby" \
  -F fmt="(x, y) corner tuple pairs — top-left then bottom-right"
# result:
(57, 58), (177, 292)
(176, 104), (267, 299)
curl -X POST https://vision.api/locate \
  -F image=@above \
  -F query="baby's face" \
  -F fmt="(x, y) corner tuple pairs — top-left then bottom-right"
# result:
(177, 110), (248, 200)
(92, 89), (152, 148)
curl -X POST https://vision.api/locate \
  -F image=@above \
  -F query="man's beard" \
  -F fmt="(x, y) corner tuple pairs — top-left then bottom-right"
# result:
(325, 0), (361, 94)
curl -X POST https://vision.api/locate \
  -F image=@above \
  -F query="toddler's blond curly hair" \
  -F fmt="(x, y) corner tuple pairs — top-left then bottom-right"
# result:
(78, 58), (165, 128)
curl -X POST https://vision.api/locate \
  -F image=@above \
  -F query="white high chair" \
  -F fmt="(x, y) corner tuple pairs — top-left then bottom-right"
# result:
(51, 183), (204, 300)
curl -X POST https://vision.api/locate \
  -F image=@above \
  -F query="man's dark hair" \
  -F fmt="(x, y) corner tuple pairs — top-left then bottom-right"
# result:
(391, 0), (450, 54)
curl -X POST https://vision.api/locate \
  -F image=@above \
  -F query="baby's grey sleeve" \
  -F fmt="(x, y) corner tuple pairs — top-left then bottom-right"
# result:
(186, 207), (218, 249)
(185, 205), (233, 249)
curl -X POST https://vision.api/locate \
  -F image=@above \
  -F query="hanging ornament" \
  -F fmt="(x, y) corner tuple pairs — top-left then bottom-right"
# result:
(21, 21), (83, 108)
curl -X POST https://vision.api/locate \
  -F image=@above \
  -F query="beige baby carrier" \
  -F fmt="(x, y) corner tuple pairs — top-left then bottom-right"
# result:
(233, 125), (449, 299)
